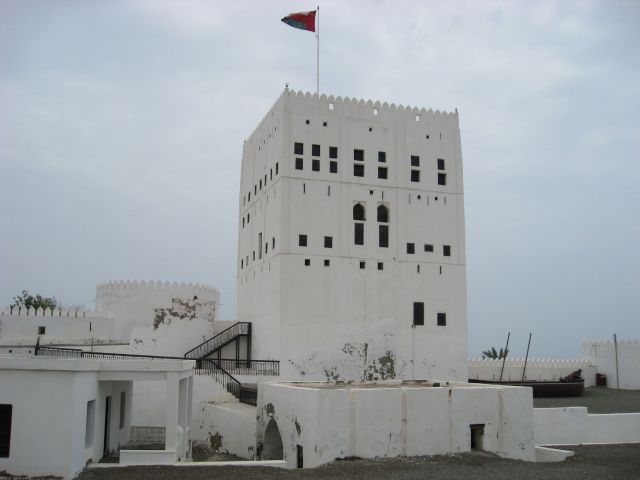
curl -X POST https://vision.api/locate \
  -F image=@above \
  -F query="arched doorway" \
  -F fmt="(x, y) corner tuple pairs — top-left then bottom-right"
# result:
(262, 418), (283, 460)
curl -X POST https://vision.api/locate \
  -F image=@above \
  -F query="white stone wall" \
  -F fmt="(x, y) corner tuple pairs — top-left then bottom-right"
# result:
(256, 381), (535, 469)
(0, 308), (120, 348)
(238, 89), (468, 382)
(468, 358), (596, 387)
(534, 407), (640, 445)
(581, 339), (640, 389)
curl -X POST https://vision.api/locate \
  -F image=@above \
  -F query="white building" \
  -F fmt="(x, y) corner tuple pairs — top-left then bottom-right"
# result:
(237, 89), (467, 382)
(0, 355), (195, 479)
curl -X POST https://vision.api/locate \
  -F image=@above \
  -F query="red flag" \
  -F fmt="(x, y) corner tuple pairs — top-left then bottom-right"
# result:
(281, 10), (316, 32)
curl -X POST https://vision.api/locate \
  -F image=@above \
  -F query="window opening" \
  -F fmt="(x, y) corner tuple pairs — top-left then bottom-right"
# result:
(312, 159), (320, 171)
(330, 161), (338, 173)
(353, 203), (366, 221)
(354, 223), (364, 245)
(324, 236), (333, 248)
(312, 144), (320, 157)
(354, 164), (364, 177)
(438, 158), (445, 170)
(295, 158), (303, 170)
(329, 146), (338, 159)
(407, 243), (415, 254)
(299, 234), (307, 247)
(0, 404), (12, 458)
(324, 259), (330, 266)
(425, 244), (434, 252)
(38, 326), (45, 335)
(411, 170), (420, 182)
(377, 204), (389, 223)
(443, 245), (451, 256)
(438, 173), (447, 185)
(378, 151), (386, 162)
(378, 166), (388, 179)
(379, 225), (389, 248)
(304, 259), (310, 266)
(411, 155), (420, 167)
(294, 142), (303, 154)
(470, 424), (484, 450)
(437, 312), (447, 326)
(377, 262), (384, 270)
(85, 400), (96, 448)
(119, 391), (126, 429)
(360, 261), (366, 269)
(413, 302), (424, 326)
(354, 149), (364, 161)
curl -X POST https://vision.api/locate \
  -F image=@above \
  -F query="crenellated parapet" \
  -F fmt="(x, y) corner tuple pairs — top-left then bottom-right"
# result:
(245, 86), (458, 146)
(581, 338), (640, 348)
(96, 280), (218, 298)
(0, 306), (106, 318)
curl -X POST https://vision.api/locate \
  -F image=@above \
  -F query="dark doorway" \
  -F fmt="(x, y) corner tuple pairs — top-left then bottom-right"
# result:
(470, 424), (484, 450)
(0, 404), (12, 458)
(296, 444), (304, 468)
(262, 419), (283, 460)
(103, 396), (112, 456)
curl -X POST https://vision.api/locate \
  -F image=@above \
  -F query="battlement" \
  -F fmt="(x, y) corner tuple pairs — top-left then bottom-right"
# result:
(1, 306), (106, 318)
(581, 339), (640, 347)
(468, 357), (591, 366)
(96, 280), (218, 297)
(245, 87), (458, 146)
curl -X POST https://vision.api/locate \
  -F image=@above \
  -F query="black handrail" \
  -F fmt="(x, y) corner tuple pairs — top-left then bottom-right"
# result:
(184, 322), (250, 359)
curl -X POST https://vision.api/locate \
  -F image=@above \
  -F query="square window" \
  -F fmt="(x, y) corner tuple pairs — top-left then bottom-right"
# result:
(438, 158), (445, 170)
(304, 258), (311, 266)
(354, 164), (365, 177)
(413, 302), (424, 326)
(305, 119), (310, 125)
(330, 161), (338, 173)
(323, 121), (327, 127)
(437, 312), (447, 326)
(312, 144), (321, 157)
(329, 146), (338, 159)
(438, 173), (447, 185)
(359, 261), (365, 269)
(411, 170), (420, 182)
(411, 155), (420, 167)
(424, 244), (434, 252)
(324, 236), (333, 248)
(378, 167), (388, 179)
(295, 158), (303, 170)
(324, 259), (330, 267)
(354, 149), (364, 161)
(312, 159), (320, 171)
(378, 151), (386, 163)
(407, 243), (415, 254)
(294, 142), (304, 155)
(0, 404), (12, 458)
(443, 245), (451, 256)
(377, 262), (384, 270)
(299, 234), (308, 247)
(38, 326), (45, 335)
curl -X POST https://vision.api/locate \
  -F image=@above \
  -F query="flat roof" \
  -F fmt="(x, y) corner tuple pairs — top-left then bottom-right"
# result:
(0, 355), (195, 373)
(270, 379), (514, 390)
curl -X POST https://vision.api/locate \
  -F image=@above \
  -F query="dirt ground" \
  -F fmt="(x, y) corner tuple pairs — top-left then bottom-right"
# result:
(75, 444), (640, 480)
(533, 387), (640, 413)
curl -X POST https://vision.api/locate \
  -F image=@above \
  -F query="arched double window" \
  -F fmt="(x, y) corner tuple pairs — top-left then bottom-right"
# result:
(377, 204), (389, 248)
(353, 203), (365, 245)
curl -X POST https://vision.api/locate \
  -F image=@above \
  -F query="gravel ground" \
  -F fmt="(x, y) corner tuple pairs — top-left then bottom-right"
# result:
(533, 387), (640, 413)
(75, 444), (640, 480)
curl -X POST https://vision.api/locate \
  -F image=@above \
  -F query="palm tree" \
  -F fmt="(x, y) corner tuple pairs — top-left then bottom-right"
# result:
(482, 346), (509, 359)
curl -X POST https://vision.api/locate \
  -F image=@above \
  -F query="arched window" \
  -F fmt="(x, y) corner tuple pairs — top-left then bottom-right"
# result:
(377, 204), (389, 223)
(353, 203), (366, 221)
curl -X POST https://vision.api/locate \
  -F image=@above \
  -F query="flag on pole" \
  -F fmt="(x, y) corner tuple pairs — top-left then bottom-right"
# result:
(281, 10), (316, 32)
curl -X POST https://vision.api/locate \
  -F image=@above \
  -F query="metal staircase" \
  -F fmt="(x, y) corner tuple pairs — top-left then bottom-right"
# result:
(184, 322), (252, 361)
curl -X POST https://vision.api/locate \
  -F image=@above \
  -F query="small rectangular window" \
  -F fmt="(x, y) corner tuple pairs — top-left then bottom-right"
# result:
(259, 179), (262, 190)
(438, 158), (445, 170)
(38, 326), (45, 335)
(424, 244), (434, 252)
(312, 159), (320, 171)
(413, 302), (424, 326)
(119, 391), (126, 429)
(407, 243), (415, 254)
(411, 170), (420, 182)
(299, 234), (307, 247)
(312, 144), (321, 157)
(378, 167), (388, 179)
(85, 400), (96, 448)
(0, 404), (12, 458)
(270, 168), (273, 180)
(378, 151), (386, 163)
(379, 225), (389, 248)
(276, 162), (279, 175)
(294, 142), (304, 154)
(324, 259), (330, 267)
(437, 312), (447, 326)
(295, 158), (303, 170)
(411, 155), (420, 167)
(354, 164), (365, 177)
(354, 223), (364, 245)
(438, 173), (447, 185)
(377, 262), (384, 271)
(329, 146), (338, 159)
(258, 233), (263, 259)
(304, 258), (311, 266)
(359, 261), (365, 269)
(322, 121), (327, 127)
(241, 258), (243, 269)
(272, 237), (275, 249)
(354, 149), (364, 161)
(248, 192), (251, 201)
(254, 185), (257, 195)
(247, 213), (250, 223)
(324, 236), (333, 248)
(443, 245), (451, 256)
(330, 161), (338, 173)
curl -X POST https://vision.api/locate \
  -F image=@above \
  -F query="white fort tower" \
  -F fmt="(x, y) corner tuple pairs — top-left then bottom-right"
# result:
(237, 88), (467, 382)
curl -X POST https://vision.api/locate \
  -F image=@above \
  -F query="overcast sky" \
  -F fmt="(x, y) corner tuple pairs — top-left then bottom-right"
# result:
(1, 0), (638, 358)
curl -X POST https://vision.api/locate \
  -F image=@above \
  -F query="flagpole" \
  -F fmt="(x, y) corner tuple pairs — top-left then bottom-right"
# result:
(316, 6), (320, 95)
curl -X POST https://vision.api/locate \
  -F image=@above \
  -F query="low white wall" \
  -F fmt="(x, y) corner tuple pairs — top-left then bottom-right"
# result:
(582, 339), (640, 389)
(468, 358), (596, 387)
(119, 449), (177, 465)
(192, 403), (257, 459)
(0, 309), (122, 346)
(534, 407), (640, 445)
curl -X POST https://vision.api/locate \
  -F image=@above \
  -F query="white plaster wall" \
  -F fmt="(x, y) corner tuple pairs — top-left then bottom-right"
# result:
(256, 382), (535, 469)
(129, 315), (214, 358)
(468, 358), (596, 387)
(192, 403), (257, 459)
(238, 90), (468, 383)
(582, 339), (640, 389)
(0, 310), (120, 346)
(534, 407), (640, 445)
